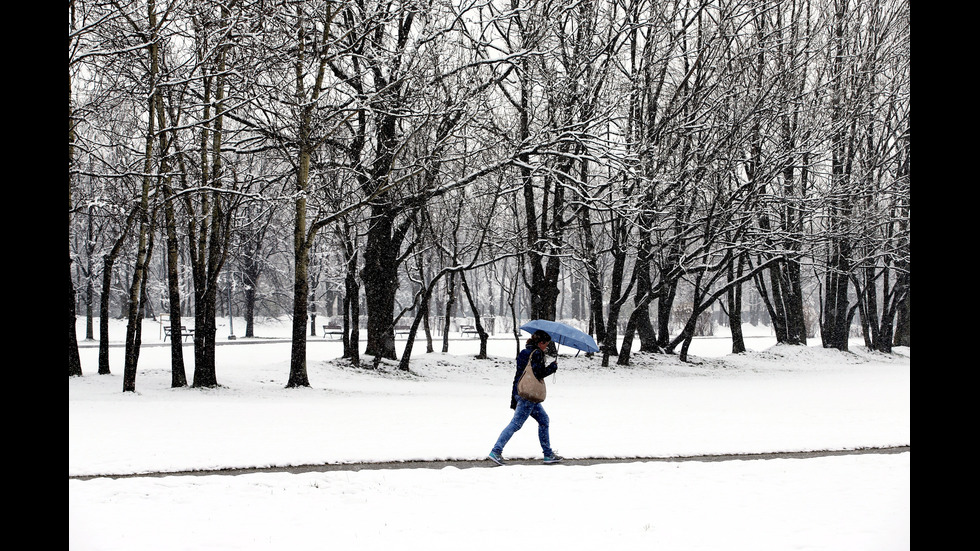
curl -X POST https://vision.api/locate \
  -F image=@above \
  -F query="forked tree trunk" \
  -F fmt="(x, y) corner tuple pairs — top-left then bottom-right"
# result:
(460, 273), (489, 359)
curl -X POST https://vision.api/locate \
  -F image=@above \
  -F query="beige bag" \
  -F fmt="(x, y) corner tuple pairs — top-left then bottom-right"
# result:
(517, 353), (547, 403)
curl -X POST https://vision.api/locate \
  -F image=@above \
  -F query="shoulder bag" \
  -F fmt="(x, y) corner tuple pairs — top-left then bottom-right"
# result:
(517, 351), (547, 403)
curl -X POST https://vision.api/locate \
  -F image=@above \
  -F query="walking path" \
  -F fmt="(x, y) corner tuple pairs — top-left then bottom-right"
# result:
(69, 445), (909, 481)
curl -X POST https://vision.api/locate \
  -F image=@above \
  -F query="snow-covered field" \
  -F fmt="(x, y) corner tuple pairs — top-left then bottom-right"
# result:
(69, 317), (910, 550)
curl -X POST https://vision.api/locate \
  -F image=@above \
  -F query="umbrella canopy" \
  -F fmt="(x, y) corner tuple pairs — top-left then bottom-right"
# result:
(519, 320), (600, 353)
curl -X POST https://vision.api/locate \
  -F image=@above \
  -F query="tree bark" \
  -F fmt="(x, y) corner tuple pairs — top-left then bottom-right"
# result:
(441, 271), (456, 354)
(618, 291), (654, 366)
(726, 256), (746, 354)
(69, 258), (83, 377)
(600, 219), (630, 366)
(341, 223), (361, 365)
(287, 140), (313, 387)
(893, 278), (909, 347)
(578, 206), (606, 352)
(460, 273), (489, 359)
(362, 207), (400, 361)
(154, 82), (187, 388)
(123, 7), (159, 391)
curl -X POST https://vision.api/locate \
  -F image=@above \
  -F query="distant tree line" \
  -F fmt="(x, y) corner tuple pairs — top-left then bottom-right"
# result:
(68, 0), (910, 389)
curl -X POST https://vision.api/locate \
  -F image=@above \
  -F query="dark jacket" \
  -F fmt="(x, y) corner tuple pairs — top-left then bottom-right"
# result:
(510, 345), (558, 409)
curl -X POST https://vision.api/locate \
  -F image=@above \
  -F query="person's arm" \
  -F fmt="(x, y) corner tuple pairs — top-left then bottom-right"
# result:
(531, 349), (558, 379)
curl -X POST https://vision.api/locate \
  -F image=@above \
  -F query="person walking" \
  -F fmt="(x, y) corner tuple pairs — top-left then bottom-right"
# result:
(488, 329), (563, 465)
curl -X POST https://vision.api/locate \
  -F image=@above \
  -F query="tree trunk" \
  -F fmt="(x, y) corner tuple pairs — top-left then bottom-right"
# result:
(460, 273), (489, 359)
(618, 291), (653, 366)
(578, 206), (606, 352)
(821, 0), (855, 353)
(415, 251), (434, 354)
(189, 193), (228, 388)
(362, 207), (399, 361)
(346, 276), (361, 367)
(822, 239), (851, 351)
(69, 62), (84, 376)
(189, 195), (228, 389)
(69, 258), (83, 377)
(399, 270), (449, 371)
(243, 276), (256, 339)
(123, 30), (158, 391)
(341, 228), (361, 365)
(601, 240), (628, 367)
(656, 239), (683, 351)
(240, 219), (265, 339)
(192, 288), (219, 387)
(893, 276), (909, 347)
(287, 142), (312, 387)
(84, 208), (96, 340)
(634, 231), (659, 352)
(186, 10), (232, 389)
(98, 256), (115, 375)
(726, 258), (746, 354)
(398, 301), (429, 372)
(164, 218), (188, 388)
(154, 87), (187, 388)
(441, 271), (456, 353)
(287, 226), (310, 386)
(122, 225), (152, 392)
(785, 260), (807, 343)
(676, 314), (699, 363)
(599, 216), (634, 366)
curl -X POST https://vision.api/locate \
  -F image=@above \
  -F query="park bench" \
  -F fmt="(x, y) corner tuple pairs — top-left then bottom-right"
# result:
(394, 325), (412, 337)
(460, 324), (479, 337)
(163, 325), (195, 342)
(322, 324), (344, 339)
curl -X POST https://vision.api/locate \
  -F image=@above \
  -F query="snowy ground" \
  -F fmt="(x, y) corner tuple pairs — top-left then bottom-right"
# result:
(69, 317), (910, 550)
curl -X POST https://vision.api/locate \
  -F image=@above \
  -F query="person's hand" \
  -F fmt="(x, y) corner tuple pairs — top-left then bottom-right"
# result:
(545, 355), (557, 366)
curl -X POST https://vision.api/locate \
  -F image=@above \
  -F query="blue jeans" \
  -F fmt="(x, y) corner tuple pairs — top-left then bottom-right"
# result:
(492, 397), (552, 457)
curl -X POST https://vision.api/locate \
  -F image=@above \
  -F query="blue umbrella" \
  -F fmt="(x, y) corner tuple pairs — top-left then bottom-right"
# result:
(519, 320), (600, 353)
